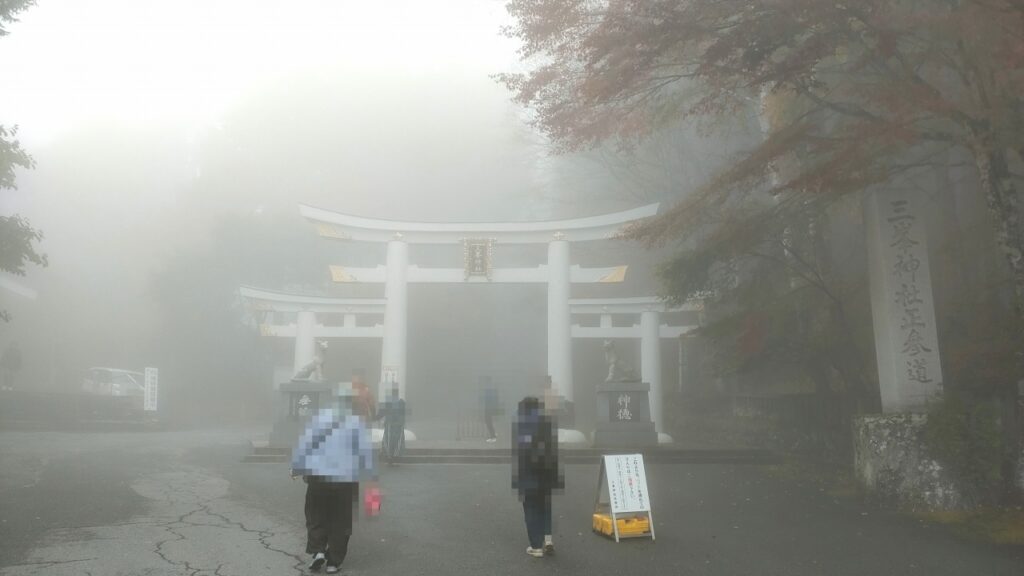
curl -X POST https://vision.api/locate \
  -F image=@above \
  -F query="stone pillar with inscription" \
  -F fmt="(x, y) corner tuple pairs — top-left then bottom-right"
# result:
(855, 191), (958, 509)
(865, 190), (944, 412)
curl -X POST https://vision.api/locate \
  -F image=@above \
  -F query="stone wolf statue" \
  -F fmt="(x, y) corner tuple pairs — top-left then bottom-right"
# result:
(603, 340), (638, 382)
(293, 340), (328, 382)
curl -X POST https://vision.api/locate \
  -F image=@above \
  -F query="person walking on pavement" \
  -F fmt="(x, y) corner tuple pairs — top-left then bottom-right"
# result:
(351, 372), (377, 422)
(480, 376), (500, 442)
(376, 383), (406, 463)
(512, 395), (563, 557)
(291, 387), (377, 574)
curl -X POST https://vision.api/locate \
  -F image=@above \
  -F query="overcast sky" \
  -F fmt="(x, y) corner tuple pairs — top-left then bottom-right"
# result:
(0, 1), (692, 395)
(0, 0), (520, 147)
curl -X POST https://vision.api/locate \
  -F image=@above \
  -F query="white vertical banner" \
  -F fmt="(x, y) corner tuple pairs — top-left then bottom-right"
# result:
(144, 367), (159, 412)
(866, 190), (943, 412)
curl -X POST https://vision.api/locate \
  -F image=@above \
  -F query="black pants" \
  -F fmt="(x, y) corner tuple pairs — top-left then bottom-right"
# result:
(304, 480), (356, 566)
(521, 491), (552, 549)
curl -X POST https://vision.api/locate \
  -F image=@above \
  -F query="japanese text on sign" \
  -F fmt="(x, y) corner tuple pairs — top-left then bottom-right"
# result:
(603, 454), (651, 514)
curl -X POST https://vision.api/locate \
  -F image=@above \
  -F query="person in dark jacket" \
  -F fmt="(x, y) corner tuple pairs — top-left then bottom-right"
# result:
(512, 395), (563, 557)
(376, 383), (406, 462)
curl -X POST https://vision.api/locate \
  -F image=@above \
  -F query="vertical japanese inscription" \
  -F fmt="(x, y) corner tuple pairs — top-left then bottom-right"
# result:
(887, 200), (935, 387)
(868, 191), (943, 411)
(616, 393), (633, 421)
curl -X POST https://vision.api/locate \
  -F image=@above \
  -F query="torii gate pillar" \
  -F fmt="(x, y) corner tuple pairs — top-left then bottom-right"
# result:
(381, 237), (409, 398)
(547, 237), (573, 401)
(294, 310), (317, 374)
(640, 309), (663, 432)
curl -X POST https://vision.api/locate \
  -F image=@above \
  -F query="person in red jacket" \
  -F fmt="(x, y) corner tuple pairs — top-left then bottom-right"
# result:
(351, 372), (377, 421)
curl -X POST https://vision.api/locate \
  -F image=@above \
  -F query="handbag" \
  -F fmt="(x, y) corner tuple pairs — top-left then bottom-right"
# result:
(364, 485), (382, 517)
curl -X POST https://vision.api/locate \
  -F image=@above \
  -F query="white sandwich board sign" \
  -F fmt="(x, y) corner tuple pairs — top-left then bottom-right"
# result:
(594, 453), (655, 541)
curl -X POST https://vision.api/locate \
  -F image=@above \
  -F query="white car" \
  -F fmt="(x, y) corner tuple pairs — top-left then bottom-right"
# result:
(82, 367), (145, 407)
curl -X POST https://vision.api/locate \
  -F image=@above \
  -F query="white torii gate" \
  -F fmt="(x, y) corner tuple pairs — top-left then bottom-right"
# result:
(239, 202), (705, 437)
(298, 202), (660, 403)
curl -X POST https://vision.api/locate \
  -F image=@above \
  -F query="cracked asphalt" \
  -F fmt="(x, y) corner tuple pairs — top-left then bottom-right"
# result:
(0, 429), (304, 576)
(1, 427), (1022, 575)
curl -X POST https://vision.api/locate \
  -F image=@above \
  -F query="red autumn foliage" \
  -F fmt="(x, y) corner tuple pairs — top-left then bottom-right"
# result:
(501, 0), (1024, 320)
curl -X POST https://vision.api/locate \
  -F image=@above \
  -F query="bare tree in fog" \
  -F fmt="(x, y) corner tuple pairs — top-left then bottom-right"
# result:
(0, 1), (44, 321)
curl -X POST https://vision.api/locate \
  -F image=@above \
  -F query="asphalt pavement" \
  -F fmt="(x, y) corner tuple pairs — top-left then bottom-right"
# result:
(0, 428), (1021, 575)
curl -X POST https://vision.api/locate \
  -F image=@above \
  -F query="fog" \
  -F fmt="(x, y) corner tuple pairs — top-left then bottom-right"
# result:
(0, 0), (749, 429)
(2, 2), (1022, 574)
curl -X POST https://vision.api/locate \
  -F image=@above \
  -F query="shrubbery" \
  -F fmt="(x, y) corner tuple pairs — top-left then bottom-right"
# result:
(923, 392), (1005, 506)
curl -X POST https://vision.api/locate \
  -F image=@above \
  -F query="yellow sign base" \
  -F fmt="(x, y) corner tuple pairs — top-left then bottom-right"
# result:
(592, 512), (651, 539)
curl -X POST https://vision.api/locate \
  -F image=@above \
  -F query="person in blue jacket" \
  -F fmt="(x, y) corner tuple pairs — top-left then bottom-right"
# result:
(291, 391), (377, 574)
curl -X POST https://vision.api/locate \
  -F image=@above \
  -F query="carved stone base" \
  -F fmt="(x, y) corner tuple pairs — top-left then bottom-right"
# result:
(592, 422), (658, 449)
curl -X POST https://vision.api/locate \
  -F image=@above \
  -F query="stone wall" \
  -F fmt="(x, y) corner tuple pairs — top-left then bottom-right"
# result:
(1019, 385), (1024, 491)
(853, 414), (963, 510)
(1019, 452), (1024, 492)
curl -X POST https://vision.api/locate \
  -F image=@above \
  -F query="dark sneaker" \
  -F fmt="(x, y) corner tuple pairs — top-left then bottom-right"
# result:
(309, 552), (326, 571)
(544, 541), (555, 555)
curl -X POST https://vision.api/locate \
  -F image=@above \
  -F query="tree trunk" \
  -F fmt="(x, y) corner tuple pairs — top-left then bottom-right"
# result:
(971, 137), (1024, 498)
(971, 140), (1024, 324)
(827, 297), (880, 414)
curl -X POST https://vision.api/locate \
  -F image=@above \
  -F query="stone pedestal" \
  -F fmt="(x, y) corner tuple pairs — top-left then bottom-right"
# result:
(592, 381), (658, 449)
(544, 394), (575, 429)
(853, 414), (962, 510)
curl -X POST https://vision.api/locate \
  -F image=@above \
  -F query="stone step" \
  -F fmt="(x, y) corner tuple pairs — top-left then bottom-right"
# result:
(244, 447), (780, 465)
(243, 453), (288, 463)
(0, 418), (164, 432)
